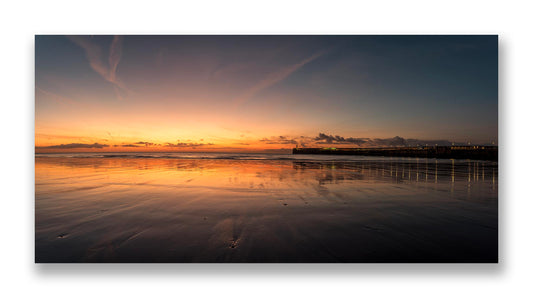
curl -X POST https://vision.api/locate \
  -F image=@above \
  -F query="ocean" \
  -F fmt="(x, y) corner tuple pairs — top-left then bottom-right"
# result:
(35, 152), (498, 262)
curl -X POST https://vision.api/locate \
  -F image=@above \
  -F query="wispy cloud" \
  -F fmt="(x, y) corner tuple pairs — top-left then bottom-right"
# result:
(256, 133), (459, 148)
(259, 136), (298, 145)
(67, 35), (127, 99)
(233, 50), (327, 106)
(113, 142), (160, 148)
(135, 141), (155, 146)
(315, 133), (369, 145)
(36, 143), (109, 149)
(108, 36), (123, 83)
(36, 86), (77, 105)
(164, 142), (215, 148)
(313, 133), (455, 147)
(119, 144), (142, 148)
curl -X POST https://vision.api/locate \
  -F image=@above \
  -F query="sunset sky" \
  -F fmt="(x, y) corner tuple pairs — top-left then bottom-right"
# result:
(35, 35), (497, 152)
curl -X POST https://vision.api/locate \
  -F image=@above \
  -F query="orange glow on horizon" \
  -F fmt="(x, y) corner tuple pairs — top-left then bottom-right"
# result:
(35, 36), (498, 152)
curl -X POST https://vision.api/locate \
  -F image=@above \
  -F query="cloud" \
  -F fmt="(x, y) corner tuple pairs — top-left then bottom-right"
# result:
(256, 132), (456, 148)
(164, 142), (215, 148)
(135, 141), (154, 146)
(259, 135), (315, 147)
(119, 144), (142, 148)
(36, 87), (77, 105)
(259, 136), (298, 145)
(314, 133), (369, 145)
(67, 35), (127, 98)
(36, 143), (109, 149)
(313, 133), (454, 147)
(108, 36), (123, 83)
(210, 62), (252, 80)
(233, 50), (327, 106)
(116, 142), (162, 148)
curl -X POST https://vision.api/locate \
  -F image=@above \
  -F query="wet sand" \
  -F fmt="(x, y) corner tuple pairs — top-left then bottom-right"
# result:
(35, 156), (498, 262)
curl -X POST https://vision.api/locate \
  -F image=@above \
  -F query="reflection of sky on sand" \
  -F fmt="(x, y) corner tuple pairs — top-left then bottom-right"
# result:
(35, 157), (498, 262)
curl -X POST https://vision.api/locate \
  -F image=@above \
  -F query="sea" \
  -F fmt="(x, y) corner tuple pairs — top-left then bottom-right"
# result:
(35, 152), (498, 262)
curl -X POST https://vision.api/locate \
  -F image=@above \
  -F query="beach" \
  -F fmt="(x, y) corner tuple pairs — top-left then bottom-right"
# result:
(35, 153), (498, 262)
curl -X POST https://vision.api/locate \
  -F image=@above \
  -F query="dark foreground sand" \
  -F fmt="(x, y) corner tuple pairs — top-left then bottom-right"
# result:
(35, 156), (497, 262)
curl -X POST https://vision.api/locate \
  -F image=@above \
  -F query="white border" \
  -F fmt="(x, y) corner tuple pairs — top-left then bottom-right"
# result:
(2, 1), (532, 297)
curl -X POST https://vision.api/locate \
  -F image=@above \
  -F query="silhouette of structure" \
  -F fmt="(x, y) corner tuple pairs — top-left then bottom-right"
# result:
(293, 146), (498, 161)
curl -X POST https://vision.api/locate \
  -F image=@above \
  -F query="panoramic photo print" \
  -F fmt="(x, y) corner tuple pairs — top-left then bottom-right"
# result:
(35, 35), (498, 262)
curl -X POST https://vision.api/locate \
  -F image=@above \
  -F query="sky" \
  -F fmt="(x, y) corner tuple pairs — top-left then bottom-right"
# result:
(35, 35), (498, 152)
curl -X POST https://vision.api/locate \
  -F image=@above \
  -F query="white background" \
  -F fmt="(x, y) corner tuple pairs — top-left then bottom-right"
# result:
(1, 0), (532, 297)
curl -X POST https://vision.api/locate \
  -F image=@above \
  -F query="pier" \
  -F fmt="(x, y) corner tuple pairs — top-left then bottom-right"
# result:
(292, 146), (498, 161)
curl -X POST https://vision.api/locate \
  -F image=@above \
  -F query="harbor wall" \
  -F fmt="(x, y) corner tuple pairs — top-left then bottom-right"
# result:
(292, 146), (498, 161)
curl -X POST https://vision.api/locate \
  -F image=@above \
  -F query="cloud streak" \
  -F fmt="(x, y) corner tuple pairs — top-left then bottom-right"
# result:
(314, 133), (369, 145)
(36, 87), (78, 105)
(119, 144), (142, 148)
(233, 50), (327, 106)
(67, 35), (127, 98)
(164, 142), (215, 148)
(313, 133), (454, 147)
(36, 143), (109, 149)
(135, 141), (155, 146)
(257, 133), (458, 148)
(259, 136), (298, 145)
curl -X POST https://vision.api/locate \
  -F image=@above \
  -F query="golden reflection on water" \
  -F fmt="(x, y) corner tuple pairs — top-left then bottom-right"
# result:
(35, 157), (498, 262)
(36, 158), (496, 186)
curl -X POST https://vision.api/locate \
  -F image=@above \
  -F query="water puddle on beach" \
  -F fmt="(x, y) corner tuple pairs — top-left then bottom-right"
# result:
(35, 156), (498, 262)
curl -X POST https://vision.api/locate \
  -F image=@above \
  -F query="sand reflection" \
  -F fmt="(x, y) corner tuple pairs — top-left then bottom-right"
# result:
(35, 157), (498, 262)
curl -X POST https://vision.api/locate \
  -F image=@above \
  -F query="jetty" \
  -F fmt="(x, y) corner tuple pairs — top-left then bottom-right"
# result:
(292, 146), (498, 161)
